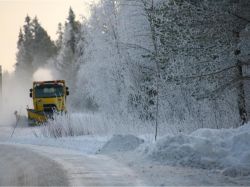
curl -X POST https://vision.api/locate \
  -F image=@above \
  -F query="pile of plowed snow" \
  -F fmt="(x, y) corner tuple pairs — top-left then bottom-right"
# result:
(98, 134), (144, 154)
(143, 124), (250, 176)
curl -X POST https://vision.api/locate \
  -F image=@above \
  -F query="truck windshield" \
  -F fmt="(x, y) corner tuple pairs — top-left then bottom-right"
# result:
(35, 85), (64, 98)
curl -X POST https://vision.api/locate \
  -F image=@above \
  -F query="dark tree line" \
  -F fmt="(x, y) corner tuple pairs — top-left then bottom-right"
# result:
(15, 15), (57, 79)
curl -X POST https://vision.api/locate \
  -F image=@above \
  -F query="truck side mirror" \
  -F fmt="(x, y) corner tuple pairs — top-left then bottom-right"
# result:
(66, 87), (69, 95)
(29, 88), (33, 98)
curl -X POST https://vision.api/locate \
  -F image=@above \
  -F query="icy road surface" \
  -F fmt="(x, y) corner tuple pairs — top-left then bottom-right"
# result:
(0, 143), (143, 186)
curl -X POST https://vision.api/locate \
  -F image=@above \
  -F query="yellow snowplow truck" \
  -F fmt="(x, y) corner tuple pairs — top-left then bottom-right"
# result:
(27, 80), (69, 125)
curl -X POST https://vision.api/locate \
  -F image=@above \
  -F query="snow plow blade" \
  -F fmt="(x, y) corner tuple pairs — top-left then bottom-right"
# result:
(27, 109), (47, 125)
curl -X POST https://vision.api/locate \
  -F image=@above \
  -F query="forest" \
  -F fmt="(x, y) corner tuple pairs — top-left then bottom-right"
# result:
(11, 0), (250, 133)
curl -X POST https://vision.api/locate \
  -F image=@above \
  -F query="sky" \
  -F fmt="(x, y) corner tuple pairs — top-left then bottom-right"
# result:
(0, 0), (98, 72)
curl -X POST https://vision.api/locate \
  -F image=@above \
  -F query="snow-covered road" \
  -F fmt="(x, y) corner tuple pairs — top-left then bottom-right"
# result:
(0, 144), (68, 186)
(1, 123), (250, 186)
(0, 143), (144, 186)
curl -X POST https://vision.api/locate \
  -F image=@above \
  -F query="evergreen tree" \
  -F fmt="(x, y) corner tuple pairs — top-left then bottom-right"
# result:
(15, 15), (33, 78)
(15, 15), (57, 78)
(56, 23), (64, 50)
(55, 7), (81, 90)
(15, 29), (25, 74)
(66, 7), (80, 53)
(17, 29), (24, 47)
(31, 17), (57, 69)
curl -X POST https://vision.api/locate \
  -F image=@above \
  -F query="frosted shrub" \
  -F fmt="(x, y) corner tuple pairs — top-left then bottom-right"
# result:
(40, 113), (91, 138)
(39, 112), (154, 138)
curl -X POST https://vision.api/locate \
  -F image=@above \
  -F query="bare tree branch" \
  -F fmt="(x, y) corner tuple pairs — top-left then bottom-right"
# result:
(119, 42), (153, 53)
(228, 11), (250, 23)
(185, 65), (237, 79)
(197, 76), (250, 100)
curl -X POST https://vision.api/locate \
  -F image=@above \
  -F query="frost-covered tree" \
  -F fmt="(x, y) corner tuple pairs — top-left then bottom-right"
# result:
(73, 0), (250, 132)
(18, 0), (247, 134)
(54, 7), (81, 105)
(74, 0), (151, 115)
(74, 0), (124, 112)
(133, 0), (250, 131)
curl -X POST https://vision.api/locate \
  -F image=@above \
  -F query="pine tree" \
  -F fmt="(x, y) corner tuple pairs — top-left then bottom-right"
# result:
(66, 7), (80, 53)
(55, 7), (81, 96)
(15, 15), (57, 78)
(31, 17), (57, 69)
(17, 29), (24, 47)
(56, 23), (64, 50)
(15, 29), (25, 73)
(15, 15), (34, 78)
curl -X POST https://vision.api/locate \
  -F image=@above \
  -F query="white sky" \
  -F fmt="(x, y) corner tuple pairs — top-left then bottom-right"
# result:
(0, 0), (99, 72)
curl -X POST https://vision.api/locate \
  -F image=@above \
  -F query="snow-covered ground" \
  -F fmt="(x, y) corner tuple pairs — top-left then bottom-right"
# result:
(95, 125), (250, 186)
(0, 114), (250, 186)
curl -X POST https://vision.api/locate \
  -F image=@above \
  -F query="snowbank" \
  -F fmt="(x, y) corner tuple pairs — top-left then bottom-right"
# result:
(99, 134), (144, 154)
(144, 124), (250, 176)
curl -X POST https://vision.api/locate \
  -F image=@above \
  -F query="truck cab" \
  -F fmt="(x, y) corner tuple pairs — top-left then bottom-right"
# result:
(27, 80), (69, 125)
